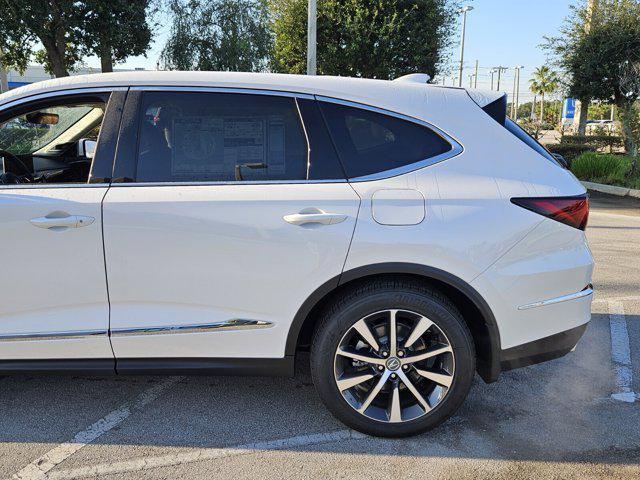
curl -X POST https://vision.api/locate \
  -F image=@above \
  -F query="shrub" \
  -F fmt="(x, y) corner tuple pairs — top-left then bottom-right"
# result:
(546, 143), (593, 161)
(560, 134), (623, 151)
(570, 152), (633, 186)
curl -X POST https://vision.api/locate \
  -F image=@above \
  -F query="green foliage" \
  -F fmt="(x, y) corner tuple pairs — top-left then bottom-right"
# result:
(545, 0), (640, 161)
(560, 134), (623, 151)
(0, 0), (156, 76)
(79, 0), (157, 72)
(161, 0), (272, 72)
(0, 0), (81, 77)
(270, 0), (462, 79)
(528, 66), (560, 123)
(571, 152), (640, 188)
(546, 142), (593, 161)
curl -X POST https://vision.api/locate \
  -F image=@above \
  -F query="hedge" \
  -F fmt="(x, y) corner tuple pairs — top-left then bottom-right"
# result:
(546, 143), (594, 161)
(560, 134), (623, 151)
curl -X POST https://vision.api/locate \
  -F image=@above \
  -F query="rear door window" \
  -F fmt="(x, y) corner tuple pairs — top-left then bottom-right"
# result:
(135, 91), (313, 183)
(318, 101), (453, 179)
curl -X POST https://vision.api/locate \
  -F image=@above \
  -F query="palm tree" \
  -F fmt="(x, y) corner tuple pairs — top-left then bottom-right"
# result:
(529, 66), (559, 124)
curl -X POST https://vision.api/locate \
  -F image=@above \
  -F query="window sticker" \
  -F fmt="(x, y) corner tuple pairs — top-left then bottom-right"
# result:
(171, 115), (286, 177)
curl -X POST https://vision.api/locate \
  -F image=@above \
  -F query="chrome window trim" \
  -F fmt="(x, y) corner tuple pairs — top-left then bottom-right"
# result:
(314, 95), (464, 183)
(517, 286), (594, 311)
(0, 87), (127, 111)
(111, 319), (274, 337)
(129, 85), (315, 100)
(110, 179), (347, 188)
(0, 329), (108, 342)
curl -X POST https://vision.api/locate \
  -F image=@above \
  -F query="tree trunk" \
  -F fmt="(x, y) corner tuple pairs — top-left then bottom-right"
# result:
(41, 37), (69, 77)
(0, 49), (8, 93)
(100, 40), (113, 73)
(577, 98), (588, 135)
(618, 101), (638, 176)
(540, 94), (545, 124)
(100, 53), (113, 73)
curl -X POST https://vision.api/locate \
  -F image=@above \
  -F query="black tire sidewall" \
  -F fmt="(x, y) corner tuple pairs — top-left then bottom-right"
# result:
(311, 286), (475, 438)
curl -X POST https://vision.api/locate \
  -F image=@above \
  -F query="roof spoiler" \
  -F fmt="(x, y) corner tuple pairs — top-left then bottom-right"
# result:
(394, 73), (431, 84)
(466, 90), (507, 126)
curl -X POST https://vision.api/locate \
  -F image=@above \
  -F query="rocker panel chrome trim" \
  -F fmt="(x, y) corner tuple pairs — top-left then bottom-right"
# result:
(110, 319), (274, 337)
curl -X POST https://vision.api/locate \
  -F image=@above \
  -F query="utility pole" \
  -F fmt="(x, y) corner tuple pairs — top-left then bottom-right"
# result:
(490, 69), (496, 90)
(473, 60), (479, 88)
(306, 0), (317, 75)
(494, 66), (508, 91)
(573, 0), (598, 133)
(457, 6), (474, 87)
(468, 74), (475, 88)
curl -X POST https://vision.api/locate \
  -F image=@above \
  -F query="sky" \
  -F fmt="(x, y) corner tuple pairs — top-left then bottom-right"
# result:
(94, 0), (575, 102)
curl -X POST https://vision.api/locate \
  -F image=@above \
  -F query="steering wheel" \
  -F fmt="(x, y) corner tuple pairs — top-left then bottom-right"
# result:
(0, 149), (33, 183)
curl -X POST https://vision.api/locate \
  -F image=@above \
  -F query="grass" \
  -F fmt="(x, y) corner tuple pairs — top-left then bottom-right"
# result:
(571, 152), (640, 190)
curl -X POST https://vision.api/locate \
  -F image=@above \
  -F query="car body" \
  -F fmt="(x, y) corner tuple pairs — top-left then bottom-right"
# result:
(0, 72), (593, 436)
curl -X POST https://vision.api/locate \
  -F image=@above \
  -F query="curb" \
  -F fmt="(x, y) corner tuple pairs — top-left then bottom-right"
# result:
(582, 181), (640, 199)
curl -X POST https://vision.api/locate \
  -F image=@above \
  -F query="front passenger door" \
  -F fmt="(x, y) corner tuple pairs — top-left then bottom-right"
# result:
(0, 90), (123, 363)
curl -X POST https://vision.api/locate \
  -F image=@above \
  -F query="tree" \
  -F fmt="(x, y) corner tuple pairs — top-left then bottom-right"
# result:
(270, 0), (462, 80)
(529, 66), (559, 124)
(161, 0), (272, 72)
(79, 0), (156, 73)
(0, 0), (81, 77)
(545, 0), (640, 168)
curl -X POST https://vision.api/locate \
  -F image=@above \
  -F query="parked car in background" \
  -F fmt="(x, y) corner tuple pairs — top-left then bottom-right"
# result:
(0, 72), (593, 437)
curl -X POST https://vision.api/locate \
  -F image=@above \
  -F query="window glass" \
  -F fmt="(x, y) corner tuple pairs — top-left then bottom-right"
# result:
(0, 101), (106, 185)
(136, 92), (310, 182)
(318, 101), (453, 178)
(0, 105), (101, 155)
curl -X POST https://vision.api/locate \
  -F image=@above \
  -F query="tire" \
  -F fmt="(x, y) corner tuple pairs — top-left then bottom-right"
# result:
(310, 278), (475, 438)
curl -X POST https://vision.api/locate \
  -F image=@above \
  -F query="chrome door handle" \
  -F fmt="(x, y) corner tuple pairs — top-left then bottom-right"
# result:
(283, 208), (347, 226)
(30, 215), (95, 230)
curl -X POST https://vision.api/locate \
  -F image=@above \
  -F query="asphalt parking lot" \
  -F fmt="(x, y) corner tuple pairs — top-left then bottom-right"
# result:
(1, 192), (639, 480)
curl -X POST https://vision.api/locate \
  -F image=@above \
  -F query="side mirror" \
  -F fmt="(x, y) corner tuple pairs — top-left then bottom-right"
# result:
(551, 153), (569, 169)
(26, 111), (59, 126)
(78, 139), (97, 159)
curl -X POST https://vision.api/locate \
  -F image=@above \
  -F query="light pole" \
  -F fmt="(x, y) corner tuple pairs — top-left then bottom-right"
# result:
(490, 69), (496, 90)
(457, 6), (474, 87)
(307, 0), (317, 75)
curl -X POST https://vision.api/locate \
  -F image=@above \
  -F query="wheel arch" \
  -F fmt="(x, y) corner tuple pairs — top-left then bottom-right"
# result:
(286, 262), (502, 383)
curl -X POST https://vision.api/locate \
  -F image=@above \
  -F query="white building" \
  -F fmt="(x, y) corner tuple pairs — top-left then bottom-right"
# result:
(1, 65), (145, 91)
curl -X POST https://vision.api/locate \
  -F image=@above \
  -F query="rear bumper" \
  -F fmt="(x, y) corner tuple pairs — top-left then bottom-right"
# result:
(500, 322), (588, 371)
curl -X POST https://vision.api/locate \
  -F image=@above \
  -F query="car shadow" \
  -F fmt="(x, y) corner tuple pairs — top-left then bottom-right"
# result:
(0, 313), (638, 467)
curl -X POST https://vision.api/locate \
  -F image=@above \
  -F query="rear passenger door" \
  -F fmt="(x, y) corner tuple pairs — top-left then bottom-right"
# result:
(102, 89), (360, 364)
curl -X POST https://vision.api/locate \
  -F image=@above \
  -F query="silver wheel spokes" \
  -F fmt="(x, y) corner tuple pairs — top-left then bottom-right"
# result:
(334, 309), (455, 423)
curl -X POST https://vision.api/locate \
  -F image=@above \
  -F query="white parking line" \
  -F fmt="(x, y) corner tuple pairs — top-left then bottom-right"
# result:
(10, 376), (183, 480)
(46, 429), (365, 480)
(608, 300), (636, 403)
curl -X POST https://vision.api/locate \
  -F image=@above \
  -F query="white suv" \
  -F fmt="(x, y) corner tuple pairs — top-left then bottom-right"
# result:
(0, 72), (593, 437)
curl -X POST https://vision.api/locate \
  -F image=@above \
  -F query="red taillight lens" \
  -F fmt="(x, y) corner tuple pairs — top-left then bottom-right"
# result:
(511, 194), (589, 230)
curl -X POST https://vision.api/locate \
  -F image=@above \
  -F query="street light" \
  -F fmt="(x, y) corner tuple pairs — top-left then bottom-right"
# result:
(457, 6), (474, 87)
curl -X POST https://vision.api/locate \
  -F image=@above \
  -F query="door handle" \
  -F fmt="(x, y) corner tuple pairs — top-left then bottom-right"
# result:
(30, 215), (95, 230)
(283, 208), (347, 226)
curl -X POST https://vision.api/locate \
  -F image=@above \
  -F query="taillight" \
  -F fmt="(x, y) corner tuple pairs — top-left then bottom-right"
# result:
(511, 194), (589, 230)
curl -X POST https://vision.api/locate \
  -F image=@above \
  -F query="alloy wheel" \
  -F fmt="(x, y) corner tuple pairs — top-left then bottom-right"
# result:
(333, 309), (455, 423)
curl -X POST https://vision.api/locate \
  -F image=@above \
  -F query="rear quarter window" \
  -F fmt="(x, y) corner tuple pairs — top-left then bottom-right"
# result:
(318, 101), (453, 179)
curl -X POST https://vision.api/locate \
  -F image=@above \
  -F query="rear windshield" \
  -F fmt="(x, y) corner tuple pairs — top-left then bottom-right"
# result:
(504, 118), (560, 166)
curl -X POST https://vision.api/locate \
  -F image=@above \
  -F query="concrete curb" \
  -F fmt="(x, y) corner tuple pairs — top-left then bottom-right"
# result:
(582, 181), (640, 199)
